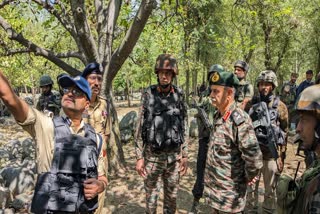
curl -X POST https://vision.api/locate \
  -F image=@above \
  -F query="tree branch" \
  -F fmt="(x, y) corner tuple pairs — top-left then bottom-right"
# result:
(101, 0), (121, 68)
(70, 0), (98, 63)
(1, 49), (32, 56)
(0, 15), (81, 76)
(105, 0), (156, 91)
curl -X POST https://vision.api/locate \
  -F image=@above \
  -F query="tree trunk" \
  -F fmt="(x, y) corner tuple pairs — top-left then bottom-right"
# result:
(125, 77), (131, 107)
(106, 92), (127, 175)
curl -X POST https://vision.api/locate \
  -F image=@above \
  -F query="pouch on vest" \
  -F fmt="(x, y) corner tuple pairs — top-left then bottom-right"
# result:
(31, 117), (99, 213)
(249, 101), (279, 159)
(142, 86), (184, 152)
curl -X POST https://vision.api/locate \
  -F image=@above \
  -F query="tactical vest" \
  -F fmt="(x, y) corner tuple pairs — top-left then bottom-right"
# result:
(31, 117), (98, 214)
(235, 82), (250, 103)
(141, 85), (184, 152)
(249, 97), (285, 157)
(38, 92), (61, 116)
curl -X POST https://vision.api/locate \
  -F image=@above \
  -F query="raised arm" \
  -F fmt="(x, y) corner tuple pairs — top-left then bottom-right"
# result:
(0, 71), (29, 122)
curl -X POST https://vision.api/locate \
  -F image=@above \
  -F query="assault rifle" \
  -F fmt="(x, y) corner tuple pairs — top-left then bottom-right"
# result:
(191, 98), (213, 131)
(249, 101), (279, 159)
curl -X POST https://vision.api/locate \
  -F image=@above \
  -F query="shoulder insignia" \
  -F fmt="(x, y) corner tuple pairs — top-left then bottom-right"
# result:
(223, 110), (231, 121)
(231, 110), (245, 126)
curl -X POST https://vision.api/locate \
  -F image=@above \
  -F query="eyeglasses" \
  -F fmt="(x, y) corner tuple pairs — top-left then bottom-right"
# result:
(62, 87), (85, 98)
(87, 75), (103, 82)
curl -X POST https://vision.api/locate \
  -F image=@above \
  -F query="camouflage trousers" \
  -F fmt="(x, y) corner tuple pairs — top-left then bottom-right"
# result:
(144, 156), (180, 214)
(245, 159), (279, 214)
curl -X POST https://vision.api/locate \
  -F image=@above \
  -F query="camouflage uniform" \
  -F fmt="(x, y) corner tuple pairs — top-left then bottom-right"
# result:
(277, 84), (320, 214)
(204, 70), (263, 213)
(135, 84), (188, 214)
(83, 96), (111, 214)
(235, 79), (254, 110)
(36, 74), (61, 116)
(280, 79), (297, 125)
(280, 80), (297, 107)
(36, 91), (61, 116)
(233, 60), (254, 111)
(247, 70), (289, 214)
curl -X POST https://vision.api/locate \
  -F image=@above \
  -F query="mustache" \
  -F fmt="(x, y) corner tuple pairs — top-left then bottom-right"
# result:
(63, 97), (75, 103)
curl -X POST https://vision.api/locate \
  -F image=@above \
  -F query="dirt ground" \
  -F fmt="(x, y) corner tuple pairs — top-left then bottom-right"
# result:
(104, 103), (306, 213)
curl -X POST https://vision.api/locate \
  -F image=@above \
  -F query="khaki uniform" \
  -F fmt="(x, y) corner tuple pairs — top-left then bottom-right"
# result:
(83, 96), (111, 214)
(18, 106), (106, 213)
(18, 107), (106, 175)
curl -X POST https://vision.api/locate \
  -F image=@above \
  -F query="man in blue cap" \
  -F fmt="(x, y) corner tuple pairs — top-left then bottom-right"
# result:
(203, 70), (262, 213)
(0, 71), (107, 213)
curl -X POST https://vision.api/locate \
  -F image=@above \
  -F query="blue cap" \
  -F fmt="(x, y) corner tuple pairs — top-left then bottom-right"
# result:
(58, 75), (92, 100)
(82, 62), (103, 78)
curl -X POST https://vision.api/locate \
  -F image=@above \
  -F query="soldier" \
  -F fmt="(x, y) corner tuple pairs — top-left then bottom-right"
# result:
(190, 64), (223, 214)
(135, 54), (188, 213)
(36, 74), (61, 116)
(81, 62), (111, 214)
(203, 70), (263, 213)
(280, 72), (298, 107)
(233, 60), (254, 111)
(280, 72), (299, 128)
(247, 70), (288, 213)
(296, 69), (314, 99)
(277, 84), (320, 214)
(0, 71), (108, 213)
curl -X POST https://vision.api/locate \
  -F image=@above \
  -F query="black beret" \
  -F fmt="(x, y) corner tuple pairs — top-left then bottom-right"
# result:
(82, 62), (103, 78)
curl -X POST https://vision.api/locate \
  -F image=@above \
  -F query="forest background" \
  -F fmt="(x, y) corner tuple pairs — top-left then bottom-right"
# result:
(0, 0), (319, 173)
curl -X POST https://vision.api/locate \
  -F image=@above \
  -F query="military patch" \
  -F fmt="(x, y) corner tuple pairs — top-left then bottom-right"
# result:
(231, 110), (245, 126)
(211, 72), (220, 83)
(102, 110), (108, 117)
(223, 110), (231, 121)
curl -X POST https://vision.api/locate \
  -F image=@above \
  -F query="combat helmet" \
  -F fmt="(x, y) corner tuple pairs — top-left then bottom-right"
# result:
(154, 54), (178, 76)
(234, 60), (249, 72)
(256, 70), (278, 88)
(39, 74), (54, 87)
(295, 84), (320, 119)
(207, 64), (224, 81)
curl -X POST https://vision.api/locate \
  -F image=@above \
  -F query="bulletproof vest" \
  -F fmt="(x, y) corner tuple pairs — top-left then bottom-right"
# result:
(249, 97), (285, 155)
(31, 117), (98, 214)
(235, 82), (249, 103)
(142, 85), (184, 152)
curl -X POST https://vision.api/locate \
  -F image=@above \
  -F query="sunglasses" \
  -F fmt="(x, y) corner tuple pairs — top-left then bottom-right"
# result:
(62, 87), (85, 98)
